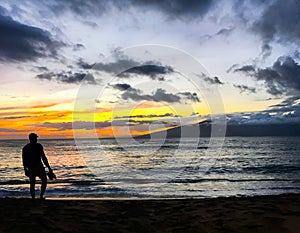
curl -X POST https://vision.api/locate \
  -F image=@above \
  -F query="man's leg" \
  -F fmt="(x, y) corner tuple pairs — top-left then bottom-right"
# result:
(39, 173), (47, 199)
(29, 176), (36, 199)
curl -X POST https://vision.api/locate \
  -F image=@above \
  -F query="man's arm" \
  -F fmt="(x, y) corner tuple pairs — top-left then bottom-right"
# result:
(22, 148), (26, 167)
(40, 145), (51, 170)
(22, 147), (29, 176)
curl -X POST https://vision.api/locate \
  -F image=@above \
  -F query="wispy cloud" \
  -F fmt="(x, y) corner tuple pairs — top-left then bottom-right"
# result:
(2, 115), (34, 120)
(0, 128), (29, 132)
(114, 113), (178, 119)
(203, 76), (224, 85)
(233, 84), (256, 94)
(178, 92), (200, 102)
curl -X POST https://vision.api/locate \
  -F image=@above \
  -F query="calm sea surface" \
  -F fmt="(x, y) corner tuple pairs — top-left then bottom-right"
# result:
(0, 137), (299, 198)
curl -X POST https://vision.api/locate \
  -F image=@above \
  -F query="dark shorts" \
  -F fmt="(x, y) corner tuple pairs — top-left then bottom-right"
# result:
(28, 167), (46, 179)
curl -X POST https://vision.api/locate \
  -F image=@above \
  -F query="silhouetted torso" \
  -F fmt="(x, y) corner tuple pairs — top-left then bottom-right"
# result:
(22, 142), (47, 170)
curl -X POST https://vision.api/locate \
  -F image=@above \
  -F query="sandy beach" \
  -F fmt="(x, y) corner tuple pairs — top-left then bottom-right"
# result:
(0, 194), (299, 233)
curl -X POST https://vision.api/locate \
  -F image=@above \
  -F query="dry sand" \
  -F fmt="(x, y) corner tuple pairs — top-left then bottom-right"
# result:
(0, 194), (299, 233)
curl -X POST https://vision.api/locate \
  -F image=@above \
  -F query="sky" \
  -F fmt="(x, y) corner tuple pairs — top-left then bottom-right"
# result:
(0, 0), (299, 139)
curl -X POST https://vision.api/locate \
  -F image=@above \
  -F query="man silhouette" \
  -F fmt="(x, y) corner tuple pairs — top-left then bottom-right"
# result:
(22, 133), (54, 200)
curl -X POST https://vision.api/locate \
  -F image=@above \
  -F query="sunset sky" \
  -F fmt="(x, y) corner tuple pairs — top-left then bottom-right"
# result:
(0, 0), (299, 139)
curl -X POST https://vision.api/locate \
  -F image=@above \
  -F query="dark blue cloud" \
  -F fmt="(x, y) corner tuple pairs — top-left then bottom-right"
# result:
(118, 65), (174, 80)
(41, 0), (215, 20)
(0, 13), (63, 62)
(129, 0), (214, 19)
(121, 87), (180, 103)
(252, 0), (300, 46)
(233, 56), (300, 96)
(112, 83), (131, 91)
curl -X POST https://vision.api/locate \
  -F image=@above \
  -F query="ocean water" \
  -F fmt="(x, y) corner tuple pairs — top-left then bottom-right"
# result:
(0, 137), (299, 198)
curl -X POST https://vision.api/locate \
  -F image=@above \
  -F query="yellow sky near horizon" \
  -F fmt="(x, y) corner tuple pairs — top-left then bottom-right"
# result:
(0, 92), (273, 139)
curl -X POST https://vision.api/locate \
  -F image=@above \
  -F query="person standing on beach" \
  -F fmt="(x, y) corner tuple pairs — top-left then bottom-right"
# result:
(22, 133), (54, 200)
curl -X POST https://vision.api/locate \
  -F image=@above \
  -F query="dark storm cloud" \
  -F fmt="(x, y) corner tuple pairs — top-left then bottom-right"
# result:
(0, 13), (62, 62)
(36, 71), (96, 84)
(204, 76), (224, 85)
(232, 0), (300, 59)
(129, 0), (215, 19)
(233, 84), (256, 94)
(252, 0), (300, 46)
(118, 65), (174, 80)
(233, 56), (300, 96)
(45, 0), (214, 20)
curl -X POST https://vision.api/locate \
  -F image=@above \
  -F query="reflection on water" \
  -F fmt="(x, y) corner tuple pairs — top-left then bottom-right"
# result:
(0, 137), (299, 198)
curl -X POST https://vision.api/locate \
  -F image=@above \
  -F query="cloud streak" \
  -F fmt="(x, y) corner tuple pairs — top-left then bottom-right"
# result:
(36, 71), (96, 84)
(118, 65), (174, 80)
(121, 86), (181, 103)
(233, 84), (256, 94)
(112, 83), (200, 103)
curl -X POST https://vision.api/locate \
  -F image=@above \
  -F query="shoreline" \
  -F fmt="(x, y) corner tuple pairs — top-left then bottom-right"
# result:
(2, 192), (300, 200)
(0, 193), (299, 233)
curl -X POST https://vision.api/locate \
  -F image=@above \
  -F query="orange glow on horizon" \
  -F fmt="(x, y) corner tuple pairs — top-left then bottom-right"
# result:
(0, 93), (270, 139)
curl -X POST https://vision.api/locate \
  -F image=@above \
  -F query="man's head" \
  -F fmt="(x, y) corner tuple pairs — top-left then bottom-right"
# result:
(28, 133), (38, 143)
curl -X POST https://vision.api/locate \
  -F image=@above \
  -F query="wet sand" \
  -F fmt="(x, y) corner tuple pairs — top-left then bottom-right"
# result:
(0, 194), (299, 233)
